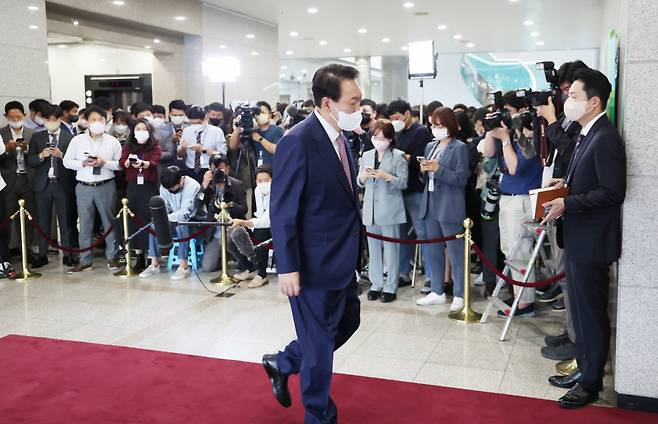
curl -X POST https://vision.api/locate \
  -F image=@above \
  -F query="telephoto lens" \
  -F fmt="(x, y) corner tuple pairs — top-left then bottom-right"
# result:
(481, 178), (502, 221)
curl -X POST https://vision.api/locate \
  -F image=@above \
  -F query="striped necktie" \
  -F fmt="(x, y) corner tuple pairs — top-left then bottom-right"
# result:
(337, 133), (353, 192)
(194, 130), (202, 173)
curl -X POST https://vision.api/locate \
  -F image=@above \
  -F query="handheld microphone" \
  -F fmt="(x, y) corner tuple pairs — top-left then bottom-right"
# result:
(149, 195), (173, 250)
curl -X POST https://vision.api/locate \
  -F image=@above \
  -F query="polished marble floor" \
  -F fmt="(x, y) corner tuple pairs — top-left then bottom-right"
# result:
(0, 257), (615, 406)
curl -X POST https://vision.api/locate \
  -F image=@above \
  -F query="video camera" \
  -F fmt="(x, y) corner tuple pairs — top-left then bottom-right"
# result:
(483, 91), (512, 132)
(234, 103), (261, 144)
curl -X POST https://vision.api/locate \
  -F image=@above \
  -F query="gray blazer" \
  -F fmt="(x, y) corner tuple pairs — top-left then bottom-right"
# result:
(419, 138), (469, 223)
(358, 148), (408, 226)
(0, 125), (36, 189)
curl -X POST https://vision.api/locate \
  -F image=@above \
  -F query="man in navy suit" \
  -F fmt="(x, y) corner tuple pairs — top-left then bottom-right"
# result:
(263, 64), (364, 423)
(542, 68), (626, 409)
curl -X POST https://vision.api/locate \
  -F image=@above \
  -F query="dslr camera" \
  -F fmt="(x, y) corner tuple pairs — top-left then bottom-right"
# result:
(483, 91), (512, 132)
(234, 103), (261, 144)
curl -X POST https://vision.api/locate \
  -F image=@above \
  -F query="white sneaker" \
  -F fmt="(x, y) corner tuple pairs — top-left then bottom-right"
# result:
(247, 275), (269, 288)
(450, 297), (465, 312)
(139, 264), (160, 278)
(474, 273), (485, 286)
(171, 265), (191, 280)
(416, 292), (447, 306)
(234, 270), (258, 281)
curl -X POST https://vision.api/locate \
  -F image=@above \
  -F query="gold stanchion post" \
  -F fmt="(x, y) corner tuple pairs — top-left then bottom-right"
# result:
(210, 199), (235, 285)
(449, 218), (482, 323)
(15, 199), (41, 282)
(114, 198), (135, 277)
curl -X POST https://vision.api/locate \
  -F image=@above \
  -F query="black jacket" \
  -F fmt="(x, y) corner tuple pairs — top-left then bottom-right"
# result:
(544, 115), (581, 179)
(204, 176), (248, 220)
(562, 115), (626, 263)
(26, 130), (76, 194)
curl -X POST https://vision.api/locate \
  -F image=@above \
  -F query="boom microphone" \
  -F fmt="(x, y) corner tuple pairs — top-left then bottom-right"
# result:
(149, 195), (173, 250)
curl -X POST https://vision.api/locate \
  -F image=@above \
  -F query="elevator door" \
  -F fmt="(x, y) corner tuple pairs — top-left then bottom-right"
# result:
(84, 74), (153, 110)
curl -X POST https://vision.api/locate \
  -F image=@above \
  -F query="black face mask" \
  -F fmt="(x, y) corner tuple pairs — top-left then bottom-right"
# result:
(169, 186), (182, 194)
(209, 117), (222, 127)
(69, 114), (79, 124)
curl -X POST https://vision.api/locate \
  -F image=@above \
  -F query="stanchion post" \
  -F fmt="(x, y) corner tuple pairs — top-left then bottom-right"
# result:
(210, 200), (235, 285)
(15, 199), (40, 282)
(114, 198), (135, 277)
(449, 218), (482, 323)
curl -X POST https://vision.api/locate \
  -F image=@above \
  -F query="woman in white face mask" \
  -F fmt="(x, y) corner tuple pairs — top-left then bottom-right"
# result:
(416, 107), (470, 313)
(357, 120), (409, 303)
(120, 119), (163, 273)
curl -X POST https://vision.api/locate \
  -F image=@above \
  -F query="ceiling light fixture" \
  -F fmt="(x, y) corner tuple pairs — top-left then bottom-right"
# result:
(523, 20), (534, 26)
(281, 65), (288, 70)
(58, 44), (68, 49)
(307, 7), (319, 14)
(174, 16), (186, 21)
(357, 28), (367, 34)
(153, 38), (161, 44)
(289, 31), (299, 37)
(285, 50), (294, 55)
(437, 24), (447, 30)
(73, 20), (79, 26)
(279, 73), (286, 78)
(466, 42), (475, 48)
(536, 41), (545, 46)
(112, 0), (125, 5)
(219, 44), (227, 49)
(246, 34), (255, 39)
(28, 6), (39, 11)
(401, 46), (409, 51)
(381, 37), (391, 43)
(144, 45), (152, 49)
(28, 25), (39, 30)
(530, 32), (540, 37)
(251, 51), (259, 56)
(319, 40), (327, 46)
(344, 48), (352, 53)
(403, 2), (414, 8)
(453, 34), (463, 40)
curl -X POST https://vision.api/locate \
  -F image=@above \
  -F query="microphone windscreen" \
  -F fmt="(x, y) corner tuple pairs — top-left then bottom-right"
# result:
(149, 195), (173, 250)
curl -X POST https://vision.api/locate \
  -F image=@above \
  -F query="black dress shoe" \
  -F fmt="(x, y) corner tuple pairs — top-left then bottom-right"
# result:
(398, 277), (412, 287)
(31, 256), (48, 269)
(381, 292), (396, 303)
(541, 340), (576, 361)
(548, 369), (582, 389)
(558, 383), (599, 409)
(544, 331), (569, 347)
(262, 354), (291, 408)
(367, 290), (381, 301)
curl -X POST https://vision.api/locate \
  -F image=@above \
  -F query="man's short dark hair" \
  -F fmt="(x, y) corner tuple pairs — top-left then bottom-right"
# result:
(302, 99), (315, 108)
(92, 97), (112, 111)
(4, 101), (25, 115)
(161, 166), (183, 189)
(131, 102), (153, 117)
(59, 100), (79, 113)
(502, 91), (526, 111)
(205, 102), (225, 113)
(211, 155), (228, 168)
(360, 98), (377, 110)
(453, 103), (468, 111)
(472, 107), (488, 123)
(169, 99), (187, 112)
(256, 101), (272, 113)
(43, 104), (63, 120)
(28, 99), (49, 113)
(83, 105), (107, 120)
(311, 64), (360, 107)
(376, 103), (387, 117)
(153, 105), (166, 115)
(256, 165), (273, 178)
(426, 100), (444, 117)
(186, 105), (206, 120)
(387, 99), (411, 117)
(574, 68), (612, 111)
(557, 60), (589, 85)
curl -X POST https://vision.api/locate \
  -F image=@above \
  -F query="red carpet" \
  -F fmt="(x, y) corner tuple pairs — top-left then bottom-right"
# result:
(0, 335), (653, 423)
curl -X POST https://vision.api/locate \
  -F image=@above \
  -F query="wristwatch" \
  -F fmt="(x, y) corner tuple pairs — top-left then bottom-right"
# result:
(502, 140), (512, 148)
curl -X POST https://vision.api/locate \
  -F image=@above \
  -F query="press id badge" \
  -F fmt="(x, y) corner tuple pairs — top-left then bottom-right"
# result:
(48, 166), (55, 179)
(428, 175), (435, 192)
(137, 171), (144, 185)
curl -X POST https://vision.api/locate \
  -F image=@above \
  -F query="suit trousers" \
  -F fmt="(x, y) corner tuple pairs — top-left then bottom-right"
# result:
(76, 182), (117, 265)
(566, 258), (611, 391)
(366, 224), (400, 294)
(277, 281), (361, 424)
(35, 181), (72, 258)
(547, 226), (575, 343)
(0, 190), (9, 262)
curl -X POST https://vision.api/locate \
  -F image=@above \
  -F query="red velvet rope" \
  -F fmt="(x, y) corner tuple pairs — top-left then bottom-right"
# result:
(0, 216), (14, 231)
(365, 232), (460, 245)
(31, 219), (116, 254)
(470, 242), (565, 288)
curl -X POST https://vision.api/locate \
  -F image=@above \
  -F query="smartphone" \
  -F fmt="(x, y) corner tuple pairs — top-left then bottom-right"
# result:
(128, 154), (138, 163)
(87, 155), (98, 161)
(416, 156), (425, 163)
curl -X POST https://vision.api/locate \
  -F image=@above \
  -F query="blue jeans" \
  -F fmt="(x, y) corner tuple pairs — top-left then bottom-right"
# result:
(399, 193), (433, 282)
(426, 219), (464, 298)
(147, 224), (190, 262)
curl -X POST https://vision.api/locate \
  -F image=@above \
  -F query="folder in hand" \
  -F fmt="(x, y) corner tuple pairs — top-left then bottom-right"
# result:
(529, 186), (571, 220)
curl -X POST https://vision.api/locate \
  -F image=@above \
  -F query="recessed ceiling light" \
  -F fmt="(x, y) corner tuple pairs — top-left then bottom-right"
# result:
(153, 38), (161, 44)
(403, 2), (414, 8)
(437, 24), (447, 30)
(466, 42), (475, 48)
(401, 46), (409, 51)
(28, 6), (39, 11)
(453, 34), (463, 40)
(357, 28), (367, 34)
(279, 73), (285, 78)
(318, 40), (327, 46)
(144, 45), (152, 49)
(246, 34), (255, 39)
(536, 41), (545, 46)
(28, 25), (39, 30)
(289, 31), (299, 37)
(509, 0), (520, 2)
(285, 50), (294, 55)
(58, 44), (68, 49)
(251, 51), (259, 56)
(344, 48), (352, 53)
(381, 37), (391, 43)
(73, 20), (79, 26)
(112, 0), (125, 5)
(530, 32), (540, 37)
(523, 20), (534, 26)
(219, 44), (227, 49)
(174, 16), (186, 21)
(281, 65), (288, 70)
(297, 76), (303, 81)
(307, 7), (319, 14)
(100, 58), (106, 62)
(301, 69), (308, 74)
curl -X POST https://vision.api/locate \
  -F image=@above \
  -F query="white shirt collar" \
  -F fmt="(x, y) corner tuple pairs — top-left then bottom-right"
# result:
(314, 110), (341, 143)
(580, 111), (607, 137)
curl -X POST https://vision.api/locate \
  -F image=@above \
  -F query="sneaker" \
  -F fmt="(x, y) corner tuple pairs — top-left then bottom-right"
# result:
(474, 273), (485, 287)
(421, 280), (431, 294)
(0, 262), (17, 279)
(234, 269), (258, 281)
(171, 265), (191, 280)
(538, 284), (563, 303)
(68, 263), (92, 273)
(248, 275), (269, 288)
(416, 292), (447, 306)
(552, 298), (566, 311)
(107, 258), (120, 270)
(139, 264), (161, 278)
(497, 303), (536, 318)
(450, 297), (465, 312)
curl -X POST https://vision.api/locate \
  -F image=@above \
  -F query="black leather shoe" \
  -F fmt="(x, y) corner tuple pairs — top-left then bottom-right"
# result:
(262, 354), (291, 408)
(31, 256), (48, 269)
(367, 290), (381, 301)
(63, 256), (76, 267)
(544, 331), (569, 347)
(398, 277), (412, 288)
(381, 292), (396, 303)
(541, 340), (576, 361)
(557, 383), (599, 409)
(548, 369), (582, 389)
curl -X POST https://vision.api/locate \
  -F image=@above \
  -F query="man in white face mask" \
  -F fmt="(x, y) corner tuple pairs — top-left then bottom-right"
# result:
(541, 68), (626, 409)
(263, 64), (363, 423)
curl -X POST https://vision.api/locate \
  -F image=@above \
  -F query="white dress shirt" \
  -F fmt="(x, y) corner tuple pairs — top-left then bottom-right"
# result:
(249, 183), (271, 229)
(314, 110), (342, 159)
(0, 135), (6, 191)
(63, 132), (122, 182)
(580, 111), (607, 137)
(180, 124), (227, 169)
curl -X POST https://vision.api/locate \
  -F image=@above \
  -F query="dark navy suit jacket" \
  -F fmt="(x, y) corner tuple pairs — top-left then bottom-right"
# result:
(271, 112), (362, 291)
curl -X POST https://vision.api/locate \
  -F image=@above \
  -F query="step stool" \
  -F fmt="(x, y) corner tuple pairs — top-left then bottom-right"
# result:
(167, 238), (205, 271)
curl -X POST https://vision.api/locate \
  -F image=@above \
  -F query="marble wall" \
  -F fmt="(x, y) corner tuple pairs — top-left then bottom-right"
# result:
(0, 0), (51, 127)
(615, 0), (658, 404)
